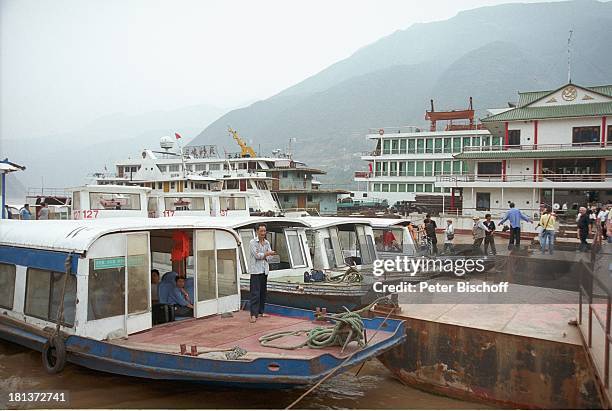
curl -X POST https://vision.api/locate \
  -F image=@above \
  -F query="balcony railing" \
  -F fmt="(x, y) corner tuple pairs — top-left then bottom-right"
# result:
(437, 173), (612, 183)
(368, 126), (422, 135)
(463, 142), (607, 152)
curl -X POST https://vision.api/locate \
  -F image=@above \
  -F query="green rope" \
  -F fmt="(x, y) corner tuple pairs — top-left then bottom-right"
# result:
(258, 297), (390, 351)
(328, 266), (363, 283)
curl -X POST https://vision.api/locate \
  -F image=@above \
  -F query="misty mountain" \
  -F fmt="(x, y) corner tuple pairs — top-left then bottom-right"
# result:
(191, 0), (612, 186)
(2, 103), (225, 198)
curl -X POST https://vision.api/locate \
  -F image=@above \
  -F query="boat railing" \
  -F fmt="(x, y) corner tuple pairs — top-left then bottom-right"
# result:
(367, 126), (423, 135)
(463, 142), (607, 152)
(26, 187), (71, 197)
(578, 227), (612, 404)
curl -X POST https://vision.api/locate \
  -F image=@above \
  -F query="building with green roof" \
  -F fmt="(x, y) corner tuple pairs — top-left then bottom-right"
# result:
(436, 83), (612, 218)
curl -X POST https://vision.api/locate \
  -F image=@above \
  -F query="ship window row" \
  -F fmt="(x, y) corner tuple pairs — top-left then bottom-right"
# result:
(380, 136), (500, 155)
(372, 183), (450, 194)
(374, 160), (467, 177)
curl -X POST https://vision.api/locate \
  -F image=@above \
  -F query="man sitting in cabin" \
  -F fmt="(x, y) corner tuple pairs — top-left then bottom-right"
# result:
(168, 276), (193, 317)
(248, 223), (277, 323)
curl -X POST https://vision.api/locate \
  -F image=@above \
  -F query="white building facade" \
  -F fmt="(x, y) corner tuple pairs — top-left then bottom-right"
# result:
(355, 126), (496, 207)
(437, 83), (612, 216)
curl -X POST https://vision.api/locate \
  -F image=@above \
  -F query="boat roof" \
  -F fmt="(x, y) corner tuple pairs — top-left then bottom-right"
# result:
(353, 218), (412, 228)
(0, 216), (308, 254)
(297, 216), (372, 229)
(0, 217), (240, 254)
(68, 184), (152, 193)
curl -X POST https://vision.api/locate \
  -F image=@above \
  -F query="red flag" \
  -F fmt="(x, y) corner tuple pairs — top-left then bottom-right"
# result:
(175, 132), (182, 140)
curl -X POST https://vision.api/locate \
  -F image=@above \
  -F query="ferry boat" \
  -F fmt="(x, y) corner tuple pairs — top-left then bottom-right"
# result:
(92, 137), (280, 215)
(0, 217), (405, 387)
(70, 185), (251, 219)
(207, 216), (382, 312)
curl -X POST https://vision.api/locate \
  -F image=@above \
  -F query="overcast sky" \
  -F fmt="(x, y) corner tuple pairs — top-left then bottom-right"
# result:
(1, 0), (558, 139)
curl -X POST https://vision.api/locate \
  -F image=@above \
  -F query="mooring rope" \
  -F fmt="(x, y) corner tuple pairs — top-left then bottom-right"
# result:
(258, 297), (387, 351)
(327, 266), (363, 283)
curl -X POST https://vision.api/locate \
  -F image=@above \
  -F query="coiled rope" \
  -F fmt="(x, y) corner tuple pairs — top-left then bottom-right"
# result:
(328, 266), (363, 283)
(258, 297), (385, 352)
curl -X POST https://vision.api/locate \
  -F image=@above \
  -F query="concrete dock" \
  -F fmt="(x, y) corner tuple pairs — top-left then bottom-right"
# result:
(374, 278), (606, 409)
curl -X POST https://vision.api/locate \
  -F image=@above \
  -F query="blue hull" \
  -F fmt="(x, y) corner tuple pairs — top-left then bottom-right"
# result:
(0, 305), (405, 388)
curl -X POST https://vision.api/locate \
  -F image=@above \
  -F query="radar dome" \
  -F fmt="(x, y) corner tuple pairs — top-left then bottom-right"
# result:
(160, 136), (174, 150)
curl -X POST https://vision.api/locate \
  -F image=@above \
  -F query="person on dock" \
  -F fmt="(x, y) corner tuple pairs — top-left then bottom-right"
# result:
(498, 202), (532, 251)
(443, 219), (454, 254)
(19, 204), (31, 220)
(483, 214), (497, 255)
(577, 206), (591, 252)
(423, 214), (438, 255)
(248, 223), (276, 323)
(472, 216), (488, 253)
(539, 208), (556, 255)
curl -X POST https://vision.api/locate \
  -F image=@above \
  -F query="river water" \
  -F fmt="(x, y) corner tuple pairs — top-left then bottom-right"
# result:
(0, 340), (485, 409)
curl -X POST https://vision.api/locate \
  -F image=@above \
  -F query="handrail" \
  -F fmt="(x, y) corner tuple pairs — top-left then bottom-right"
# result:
(578, 225), (611, 401)
(437, 173), (612, 183)
(464, 142), (608, 152)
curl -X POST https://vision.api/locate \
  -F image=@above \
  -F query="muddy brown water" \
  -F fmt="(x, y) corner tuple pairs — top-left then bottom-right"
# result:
(0, 340), (487, 409)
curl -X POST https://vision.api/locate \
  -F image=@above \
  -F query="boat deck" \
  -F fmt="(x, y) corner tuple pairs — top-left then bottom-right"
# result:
(115, 310), (392, 360)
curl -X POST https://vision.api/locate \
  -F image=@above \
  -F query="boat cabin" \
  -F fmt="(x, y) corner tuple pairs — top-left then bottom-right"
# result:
(70, 185), (150, 219)
(360, 218), (417, 259)
(0, 217), (242, 340)
(147, 192), (251, 218)
(297, 217), (377, 271)
(231, 217), (312, 280)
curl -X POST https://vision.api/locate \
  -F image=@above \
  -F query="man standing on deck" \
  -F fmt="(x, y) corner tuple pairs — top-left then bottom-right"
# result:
(19, 204), (31, 220)
(498, 202), (532, 250)
(248, 223), (276, 323)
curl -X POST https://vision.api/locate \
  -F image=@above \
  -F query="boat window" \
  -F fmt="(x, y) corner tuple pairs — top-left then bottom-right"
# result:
(238, 229), (255, 273)
(89, 192), (141, 210)
(366, 235), (376, 262)
(266, 232), (290, 271)
(72, 192), (81, 211)
(256, 181), (269, 190)
(323, 238), (337, 268)
(224, 180), (239, 190)
(25, 268), (76, 327)
(286, 230), (306, 267)
(373, 228), (404, 253)
(196, 231), (217, 301)
(356, 226), (373, 265)
(220, 196), (246, 210)
(164, 196), (207, 211)
(88, 260), (125, 321)
(338, 230), (358, 260)
(0, 263), (16, 309)
(147, 197), (158, 216)
(127, 234), (149, 315)
(305, 230), (316, 259)
(328, 228), (344, 268)
(217, 249), (237, 297)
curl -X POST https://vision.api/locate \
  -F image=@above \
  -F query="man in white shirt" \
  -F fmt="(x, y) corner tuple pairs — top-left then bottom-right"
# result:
(248, 223), (276, 323)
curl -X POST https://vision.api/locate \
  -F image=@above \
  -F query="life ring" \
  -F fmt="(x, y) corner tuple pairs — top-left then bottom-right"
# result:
(42, 335), (66, 374)
(378, 129), (384, 135)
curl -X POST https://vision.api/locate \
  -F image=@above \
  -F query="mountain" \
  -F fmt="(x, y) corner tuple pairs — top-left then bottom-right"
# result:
(1, 103), (225, 197)
(190, 0), (612, 186)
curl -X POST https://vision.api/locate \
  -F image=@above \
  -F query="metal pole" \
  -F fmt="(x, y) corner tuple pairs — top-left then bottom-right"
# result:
(1, 172), (6, 219)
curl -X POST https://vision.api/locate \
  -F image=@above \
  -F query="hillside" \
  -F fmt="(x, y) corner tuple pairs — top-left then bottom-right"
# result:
(190, 0), (612, 186)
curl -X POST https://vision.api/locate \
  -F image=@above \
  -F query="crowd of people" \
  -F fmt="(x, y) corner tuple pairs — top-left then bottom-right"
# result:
(412, 201), (612, 256)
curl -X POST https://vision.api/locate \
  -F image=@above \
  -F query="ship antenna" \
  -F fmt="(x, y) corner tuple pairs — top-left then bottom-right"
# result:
(567, 29), (573, 83)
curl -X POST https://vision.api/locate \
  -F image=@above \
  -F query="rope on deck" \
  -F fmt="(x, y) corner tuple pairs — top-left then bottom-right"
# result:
(258, 297), (386, 352)
(327, 266), (363, 283)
